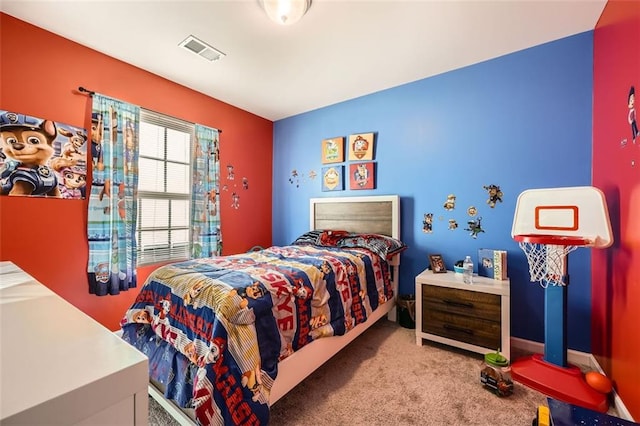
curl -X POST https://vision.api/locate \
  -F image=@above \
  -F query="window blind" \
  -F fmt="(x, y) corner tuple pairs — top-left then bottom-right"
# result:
(136, 109), (194, 265)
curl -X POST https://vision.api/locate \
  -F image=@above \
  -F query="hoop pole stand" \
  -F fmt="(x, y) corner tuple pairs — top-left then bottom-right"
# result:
(510, 257), (609, 413)
(545, 283), (567, 366)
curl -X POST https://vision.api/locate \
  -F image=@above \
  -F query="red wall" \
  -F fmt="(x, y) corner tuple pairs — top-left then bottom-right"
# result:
(592, 0), (640, 419)
(0, 14), (273, 331)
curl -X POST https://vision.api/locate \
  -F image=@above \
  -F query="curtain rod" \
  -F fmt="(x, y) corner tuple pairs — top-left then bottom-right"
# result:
(76, 86), (222, 134)
(78, 86), (95, 96)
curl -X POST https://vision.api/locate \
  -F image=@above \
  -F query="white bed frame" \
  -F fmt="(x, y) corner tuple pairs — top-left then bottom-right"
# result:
(149, 194), (402, 424)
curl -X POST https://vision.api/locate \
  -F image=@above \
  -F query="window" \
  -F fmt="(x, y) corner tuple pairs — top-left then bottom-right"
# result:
(136, 110), (194, 265)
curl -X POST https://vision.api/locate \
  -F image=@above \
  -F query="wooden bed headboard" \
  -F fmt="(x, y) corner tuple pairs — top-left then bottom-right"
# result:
(309, 195), (400, 239)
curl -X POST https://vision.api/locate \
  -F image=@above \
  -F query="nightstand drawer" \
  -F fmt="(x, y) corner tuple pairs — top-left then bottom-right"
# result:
(422, 309), (501, 349)
(415, 270), (510, 358)
(422, 284), (501, 322)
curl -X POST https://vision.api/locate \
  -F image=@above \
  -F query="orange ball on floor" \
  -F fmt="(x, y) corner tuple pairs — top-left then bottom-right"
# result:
(585, 371), (613, 394)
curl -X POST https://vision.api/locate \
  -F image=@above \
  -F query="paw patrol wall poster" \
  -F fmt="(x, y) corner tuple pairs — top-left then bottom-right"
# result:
(321, 165), (344, 191)
(321, 136), (344, 164)
(347, 132), (375, 161)
(0, 110), (88, 199)
(349, 162), (375, 190)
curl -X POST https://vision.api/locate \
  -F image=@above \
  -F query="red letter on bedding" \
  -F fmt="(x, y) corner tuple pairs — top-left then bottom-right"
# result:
(232, 403), (258, 425)
(277, 313), (294, 331)
(225, 387), (243, 413)
(270, 279), (290, 298)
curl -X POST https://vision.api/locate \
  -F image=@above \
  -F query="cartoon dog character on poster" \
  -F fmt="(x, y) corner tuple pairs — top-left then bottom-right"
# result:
(57, 165), (87, 199)
(58, 127), (87, 164)
(0, 112), (60, 197)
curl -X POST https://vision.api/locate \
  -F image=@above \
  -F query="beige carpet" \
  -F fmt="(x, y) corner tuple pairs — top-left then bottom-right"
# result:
(149, 319), (557, 425)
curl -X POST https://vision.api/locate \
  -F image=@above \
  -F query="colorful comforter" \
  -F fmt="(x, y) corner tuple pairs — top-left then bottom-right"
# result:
(120, 244), (393, 425)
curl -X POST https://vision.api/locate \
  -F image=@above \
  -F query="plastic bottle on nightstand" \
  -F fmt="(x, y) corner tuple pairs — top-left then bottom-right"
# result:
(463, 256), (474, 284)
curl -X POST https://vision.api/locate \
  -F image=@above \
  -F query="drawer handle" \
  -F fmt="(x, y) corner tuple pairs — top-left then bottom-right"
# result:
(443, 324), (474, 335)
(443, 298), (474, 309)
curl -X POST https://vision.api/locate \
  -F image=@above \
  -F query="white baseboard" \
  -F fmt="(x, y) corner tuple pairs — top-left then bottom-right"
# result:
(113, 329), (124, 338)
(510, 337), (635, 422)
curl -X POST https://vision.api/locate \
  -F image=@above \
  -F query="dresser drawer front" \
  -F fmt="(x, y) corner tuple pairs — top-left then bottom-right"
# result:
(422, 309), (501, 349)
(422, 284), (501, 321)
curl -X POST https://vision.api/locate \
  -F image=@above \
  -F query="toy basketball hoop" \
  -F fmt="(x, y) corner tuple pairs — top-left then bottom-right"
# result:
(510, 186), (614, 413)
(514, 234), (592, 287)
(512, 186), (613, 288)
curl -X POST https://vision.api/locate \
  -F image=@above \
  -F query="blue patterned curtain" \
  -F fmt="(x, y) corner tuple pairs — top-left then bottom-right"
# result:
(191, 124), (221, 258)
(87, 94), (140, 295)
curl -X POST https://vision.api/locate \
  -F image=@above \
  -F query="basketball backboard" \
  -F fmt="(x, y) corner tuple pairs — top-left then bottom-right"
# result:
(511, 186), (613, 249)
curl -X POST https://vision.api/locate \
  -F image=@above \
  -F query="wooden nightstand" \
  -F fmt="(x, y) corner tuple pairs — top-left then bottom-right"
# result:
(415, 269), (511, 360)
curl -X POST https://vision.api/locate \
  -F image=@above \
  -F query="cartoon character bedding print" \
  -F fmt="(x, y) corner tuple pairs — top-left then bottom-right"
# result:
(120, 244), (393, 425)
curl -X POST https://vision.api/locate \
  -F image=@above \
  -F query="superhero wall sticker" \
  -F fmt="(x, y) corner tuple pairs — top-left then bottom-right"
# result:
(619, 85), (638, 168)
(0, 110), (87, 199)
(421, 185), (502, 238)
(221, 164), (251, 210)
(629, 86), (638, 144)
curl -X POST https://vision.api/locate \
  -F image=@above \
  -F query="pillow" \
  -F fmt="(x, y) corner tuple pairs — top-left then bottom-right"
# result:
(318, 230), (349, 247)
(291, 230), (408, 260)
(337, 233), (407, 260)
(291, 229), (349, 246)
(291, 230), (323, 246)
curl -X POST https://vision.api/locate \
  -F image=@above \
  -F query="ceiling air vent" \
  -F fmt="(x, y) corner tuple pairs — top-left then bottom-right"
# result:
(179, 35), (225, 62)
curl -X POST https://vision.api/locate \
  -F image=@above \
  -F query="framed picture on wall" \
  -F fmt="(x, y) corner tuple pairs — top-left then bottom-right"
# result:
(321, 137), (344, 164)
(349, 162), (375, 190)
(348, 132), (375, 161)
(321, 165), (344, 191)
(429, 254), (446, 273)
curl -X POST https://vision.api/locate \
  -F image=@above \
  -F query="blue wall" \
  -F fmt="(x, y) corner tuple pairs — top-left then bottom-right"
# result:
(272, 32), (594, 352)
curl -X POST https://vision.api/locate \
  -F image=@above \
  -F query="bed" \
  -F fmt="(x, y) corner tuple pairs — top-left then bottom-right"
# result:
(120, 195), (403, 425)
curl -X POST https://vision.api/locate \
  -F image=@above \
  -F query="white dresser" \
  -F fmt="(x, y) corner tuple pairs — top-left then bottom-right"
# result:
(0, 261), (149, 425)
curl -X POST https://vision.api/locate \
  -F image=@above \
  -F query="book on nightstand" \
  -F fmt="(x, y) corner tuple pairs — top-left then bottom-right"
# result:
(478, 248), (508, 280)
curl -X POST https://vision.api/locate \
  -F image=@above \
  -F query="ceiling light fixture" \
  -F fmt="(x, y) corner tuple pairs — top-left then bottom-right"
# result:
(179, 35), (225, 62)
(258, 0), (312, 26)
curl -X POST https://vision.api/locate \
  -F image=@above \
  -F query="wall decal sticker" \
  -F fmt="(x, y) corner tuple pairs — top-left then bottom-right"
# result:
(0, 110), (88, 199)
(321, 137), (344, 164)
(484, 184), (503, 208)
(629, 86), (638, 144)
(467, 205), (478, 217)
(348, 132), (374, 161)
(221, 159), (252, 210)
(443, 194), (456, 210)
(349, 162), (375, 190)
(289, 169), (300, 187)
(448, 219), (458, 230)
(422, 213), (434, 233)
(465, 216), (485, 238)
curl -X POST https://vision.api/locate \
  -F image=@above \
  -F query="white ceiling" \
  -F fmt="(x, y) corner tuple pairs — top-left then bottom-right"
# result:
(1, 0), (606, 121)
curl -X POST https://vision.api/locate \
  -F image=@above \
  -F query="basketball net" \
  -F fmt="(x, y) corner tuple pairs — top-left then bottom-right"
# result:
(518, 242), (579, 288)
